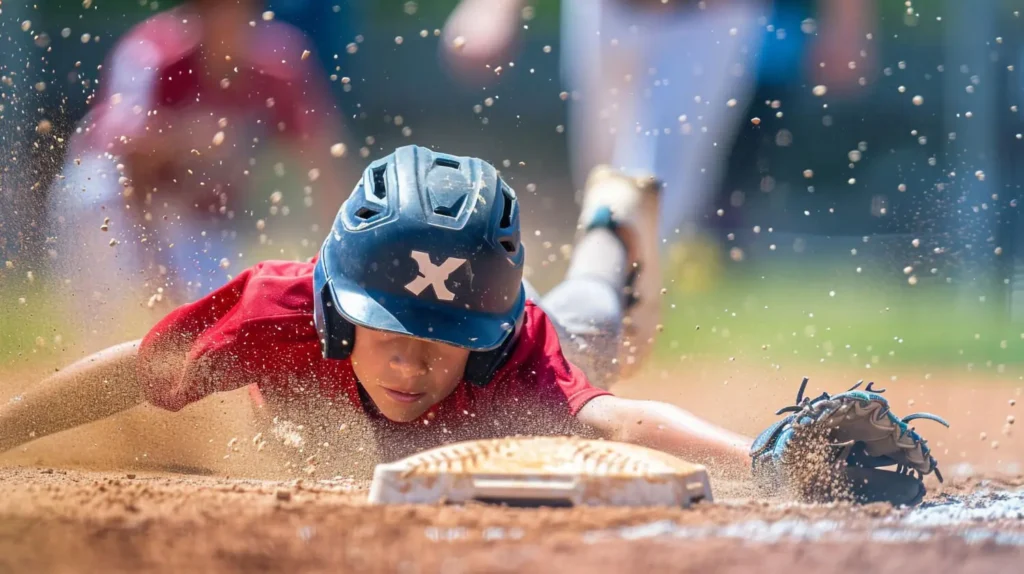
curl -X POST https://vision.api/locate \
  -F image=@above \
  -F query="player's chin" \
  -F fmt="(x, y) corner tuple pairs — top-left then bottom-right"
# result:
(378, 403), (430, 423)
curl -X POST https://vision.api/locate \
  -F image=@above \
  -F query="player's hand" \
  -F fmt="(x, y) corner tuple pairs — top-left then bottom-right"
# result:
(120, 109), (237, 195)
(119, 116), (188, 191)
(750, 378), (948, 506)
(440, 0), (526, 86)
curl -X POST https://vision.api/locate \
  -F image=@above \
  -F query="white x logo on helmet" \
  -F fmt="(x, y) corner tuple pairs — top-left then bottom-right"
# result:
(404, 250), (466, 301)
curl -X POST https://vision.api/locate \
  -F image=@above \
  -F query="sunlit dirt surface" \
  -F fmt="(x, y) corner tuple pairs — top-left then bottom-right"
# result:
(0, 467), (1021, 573)
(1, 362), (1022, 572)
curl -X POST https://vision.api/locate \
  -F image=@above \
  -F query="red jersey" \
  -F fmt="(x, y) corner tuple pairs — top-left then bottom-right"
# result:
(75, 6), (333, 157)
(136, 260), (611, 433)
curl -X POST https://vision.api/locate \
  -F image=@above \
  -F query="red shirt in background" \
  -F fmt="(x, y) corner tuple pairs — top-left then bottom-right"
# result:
(136, 260), (611, 430)
(74, 7), (334, 159)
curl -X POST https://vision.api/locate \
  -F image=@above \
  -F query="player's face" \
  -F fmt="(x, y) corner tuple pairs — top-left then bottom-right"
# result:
(350, 326), (470, 422)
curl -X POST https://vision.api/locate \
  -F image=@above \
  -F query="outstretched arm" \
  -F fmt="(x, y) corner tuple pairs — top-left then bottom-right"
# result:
(0, 340), (144, 453)
(576, 395), (753, 476)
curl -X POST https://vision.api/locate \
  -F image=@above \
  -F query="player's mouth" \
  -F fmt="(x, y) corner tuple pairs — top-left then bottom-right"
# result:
(380, 386), (426, 404)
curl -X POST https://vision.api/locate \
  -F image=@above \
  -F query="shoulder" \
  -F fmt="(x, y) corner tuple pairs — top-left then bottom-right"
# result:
(110, 8), (200, 69)
(507, 300), (571, 368)
(488, 300), (612, 415)
(142, 259), (317, 351)
(204, 259), (318, 350)
(137, 258), (331, 411)
(233, 259), (316, 320)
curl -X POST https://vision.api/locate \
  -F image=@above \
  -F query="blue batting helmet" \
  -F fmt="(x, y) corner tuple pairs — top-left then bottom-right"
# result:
(313, 145), (526, 385)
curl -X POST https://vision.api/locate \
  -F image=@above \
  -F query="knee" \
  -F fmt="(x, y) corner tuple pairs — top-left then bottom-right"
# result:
(542, 277), (623, 338)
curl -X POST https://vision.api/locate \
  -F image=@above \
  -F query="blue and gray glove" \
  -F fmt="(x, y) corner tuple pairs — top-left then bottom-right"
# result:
(750, 378), (949, 507)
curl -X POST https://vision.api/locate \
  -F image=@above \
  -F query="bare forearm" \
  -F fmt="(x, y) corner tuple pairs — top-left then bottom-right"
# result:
(0, 340), (145, 452)
(580, 397), (753, 476)
(625, 401), (752, 473)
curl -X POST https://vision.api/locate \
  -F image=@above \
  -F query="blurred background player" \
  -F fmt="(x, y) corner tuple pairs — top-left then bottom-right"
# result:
(440, 0), (879, 375)
(48, 0), (345, 325)
(441, 0), (768, 375)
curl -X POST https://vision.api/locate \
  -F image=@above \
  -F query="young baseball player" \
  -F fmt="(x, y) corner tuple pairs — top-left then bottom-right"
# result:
(50, 0), (344, 309)
(8, 146), (752, 475)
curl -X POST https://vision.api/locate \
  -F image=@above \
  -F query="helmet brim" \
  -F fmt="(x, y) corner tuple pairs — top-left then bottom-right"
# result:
(327, 276), (524, 352)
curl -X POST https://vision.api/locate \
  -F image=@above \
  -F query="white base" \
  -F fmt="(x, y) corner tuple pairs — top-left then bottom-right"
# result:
(368, 436), (713, 508)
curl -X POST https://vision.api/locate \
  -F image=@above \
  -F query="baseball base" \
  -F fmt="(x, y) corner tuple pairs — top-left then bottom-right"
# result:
(368, 436), (713, 507)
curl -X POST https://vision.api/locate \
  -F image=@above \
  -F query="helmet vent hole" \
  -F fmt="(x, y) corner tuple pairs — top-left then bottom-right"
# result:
(432, 194), (466, 217)
(499, 240), (517, 253)
(355, 206), (380, 220)
(371, 165), (388, 199)
(499, 186), (515, 229)
(434, 157), (461, 170)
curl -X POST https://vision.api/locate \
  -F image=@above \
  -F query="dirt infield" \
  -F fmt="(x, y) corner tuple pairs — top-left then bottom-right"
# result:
(1, 361), (1022, 572)
(0, 467), (1021, 573)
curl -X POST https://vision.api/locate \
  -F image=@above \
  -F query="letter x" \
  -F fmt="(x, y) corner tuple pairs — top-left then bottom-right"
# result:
(404, 250), (466, 301)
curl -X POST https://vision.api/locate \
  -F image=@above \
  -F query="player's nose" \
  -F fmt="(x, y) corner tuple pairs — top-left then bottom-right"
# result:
(387, 353), (429, 379)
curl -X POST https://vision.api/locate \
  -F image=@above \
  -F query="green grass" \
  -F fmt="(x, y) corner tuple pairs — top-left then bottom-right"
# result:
(0, 286), (70, 365)
(3, 254), (1022, 372)
(654, 265), (1023, 370)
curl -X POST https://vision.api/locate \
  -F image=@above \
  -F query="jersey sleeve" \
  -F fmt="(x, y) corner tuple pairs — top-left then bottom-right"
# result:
(136, 266), (259, 411)
(502, 304), (612, 416)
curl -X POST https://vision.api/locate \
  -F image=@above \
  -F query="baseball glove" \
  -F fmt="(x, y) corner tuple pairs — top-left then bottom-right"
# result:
(750, 378), (949, 507)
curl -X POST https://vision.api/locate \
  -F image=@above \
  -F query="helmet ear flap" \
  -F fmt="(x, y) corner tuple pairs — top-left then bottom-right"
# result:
(314, 262), (356, 360)
(463, 308), (524, 387)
